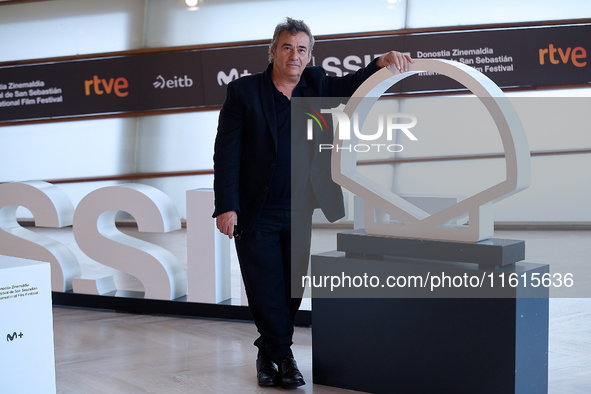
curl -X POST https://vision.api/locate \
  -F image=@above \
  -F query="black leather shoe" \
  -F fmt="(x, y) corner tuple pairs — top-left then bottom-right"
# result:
(256, 355), (279, 387)
(279, 358), (306, 389)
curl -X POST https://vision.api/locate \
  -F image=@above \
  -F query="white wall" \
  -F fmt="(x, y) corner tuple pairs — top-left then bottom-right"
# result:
(0, 0), (146, 62)
(0, 0), (589, 222)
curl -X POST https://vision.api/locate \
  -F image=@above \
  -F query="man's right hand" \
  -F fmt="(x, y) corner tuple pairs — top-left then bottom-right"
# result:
(216, 210), (238, 239)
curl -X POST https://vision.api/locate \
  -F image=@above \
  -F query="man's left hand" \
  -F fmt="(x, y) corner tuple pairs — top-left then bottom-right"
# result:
(376, 51), (413, 73)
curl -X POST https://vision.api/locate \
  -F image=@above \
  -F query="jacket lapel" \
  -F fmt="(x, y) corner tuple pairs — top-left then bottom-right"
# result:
(260, 63), (278, 148)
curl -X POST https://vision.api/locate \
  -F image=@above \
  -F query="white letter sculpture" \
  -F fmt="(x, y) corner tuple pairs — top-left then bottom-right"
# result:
(332, 59), (531, 242)
(73, 184), (187, 300)
(0, 181), (80, 291)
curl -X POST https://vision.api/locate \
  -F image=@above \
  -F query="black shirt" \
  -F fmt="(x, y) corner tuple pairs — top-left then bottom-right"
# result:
(263, 76), (318, 211)
(262, 81), (294, 210)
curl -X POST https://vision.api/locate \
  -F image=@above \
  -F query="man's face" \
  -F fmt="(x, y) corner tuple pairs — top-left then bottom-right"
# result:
(270, 31), (311, 81)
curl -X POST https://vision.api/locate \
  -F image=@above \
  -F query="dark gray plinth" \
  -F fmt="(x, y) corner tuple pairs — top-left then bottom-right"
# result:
(338, 229), (525, 268)
(312, 295), (548, 394)
(311, 234), (549, 394)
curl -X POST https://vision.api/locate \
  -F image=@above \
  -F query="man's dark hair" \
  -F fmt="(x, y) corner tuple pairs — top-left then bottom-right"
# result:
(269, 17), (314, 63)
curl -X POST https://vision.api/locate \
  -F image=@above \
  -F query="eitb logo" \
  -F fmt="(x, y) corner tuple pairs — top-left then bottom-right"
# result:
(304, 107), (418, 152)
(153, 75), (194, 89)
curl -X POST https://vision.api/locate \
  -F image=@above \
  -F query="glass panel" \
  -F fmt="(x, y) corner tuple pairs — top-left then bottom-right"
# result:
(135, 111), (219, 173)
(0, 118), (136, 182)
(407, 0), (591, 28)
(0, 0), (145, 62)
(388, 154), (591, 222)
(138, 175), (214, 219)
(494, 154), (591, 222)
(394, 96), (504, 158)
(144, 0), (407, 48)
(510, 97), (591, 151)
(391, 158), (505, 198)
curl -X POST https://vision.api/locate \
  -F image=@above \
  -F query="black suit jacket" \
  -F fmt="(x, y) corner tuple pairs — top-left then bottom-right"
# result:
(213, 60), (381, 235)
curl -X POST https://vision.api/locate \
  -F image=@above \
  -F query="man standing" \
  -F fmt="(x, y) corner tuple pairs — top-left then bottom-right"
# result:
(213, 17), (411, 389)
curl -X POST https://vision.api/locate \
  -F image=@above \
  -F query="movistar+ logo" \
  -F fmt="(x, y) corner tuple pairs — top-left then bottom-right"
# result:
(217, 69), (252, 86)
(7, 332), (24, 342)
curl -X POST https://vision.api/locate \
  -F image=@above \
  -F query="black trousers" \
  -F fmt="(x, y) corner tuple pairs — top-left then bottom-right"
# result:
(235, 208), (313, 364)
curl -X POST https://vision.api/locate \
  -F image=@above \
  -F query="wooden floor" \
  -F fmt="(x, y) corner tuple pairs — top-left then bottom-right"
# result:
(53, 307), (345, 393)
(45, 228), (591, 393)
(53, 298), (591, 393)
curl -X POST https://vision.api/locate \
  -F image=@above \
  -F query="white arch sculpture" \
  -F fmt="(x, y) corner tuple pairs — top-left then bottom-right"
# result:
(331, 59), (531, 242)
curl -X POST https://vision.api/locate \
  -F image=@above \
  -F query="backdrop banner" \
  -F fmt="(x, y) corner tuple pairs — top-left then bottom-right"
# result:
(0, 23), (589, 124)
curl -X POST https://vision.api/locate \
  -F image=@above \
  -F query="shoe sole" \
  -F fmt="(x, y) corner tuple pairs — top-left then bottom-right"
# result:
(258, 376), (280, 387)
(281, 379), (305, 390)
(258, 382), (279, 387)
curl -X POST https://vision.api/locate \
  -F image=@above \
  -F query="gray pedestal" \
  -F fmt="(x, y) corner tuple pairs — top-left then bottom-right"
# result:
(311, 232), (549, 394)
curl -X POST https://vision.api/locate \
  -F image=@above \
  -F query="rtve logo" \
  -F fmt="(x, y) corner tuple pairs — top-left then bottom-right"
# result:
(538, 44), (587, 67)
(84, 76), (129, 97)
